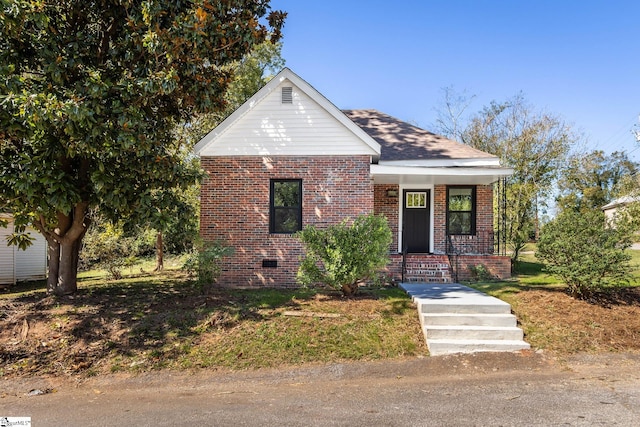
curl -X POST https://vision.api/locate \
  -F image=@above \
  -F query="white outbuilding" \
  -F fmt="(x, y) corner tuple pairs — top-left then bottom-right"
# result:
(0, 214), (47, 286)
(602, 195), (640, 223)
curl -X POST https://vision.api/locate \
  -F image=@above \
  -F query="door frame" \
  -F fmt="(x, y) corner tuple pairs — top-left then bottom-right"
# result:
(397, 184), (434, 253)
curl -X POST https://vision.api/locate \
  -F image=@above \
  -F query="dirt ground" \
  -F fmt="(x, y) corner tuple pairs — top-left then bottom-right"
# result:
(2, 279), (640, 379)
(512, 287), (640, 354)
(0, 280), (426, 378)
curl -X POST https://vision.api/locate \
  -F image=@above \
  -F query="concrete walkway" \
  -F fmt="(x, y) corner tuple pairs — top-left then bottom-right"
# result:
(400, 282), (530, 355)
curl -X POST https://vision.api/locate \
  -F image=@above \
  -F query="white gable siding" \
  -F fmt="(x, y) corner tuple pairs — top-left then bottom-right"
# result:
(0, 218), (47, 285)
(198, 79), (378, 157)
(0, 225), (14, 284)
(16, 230), (47, 281)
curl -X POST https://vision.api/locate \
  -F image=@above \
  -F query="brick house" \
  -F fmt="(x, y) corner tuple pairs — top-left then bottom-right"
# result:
(195, 68), (513, 287)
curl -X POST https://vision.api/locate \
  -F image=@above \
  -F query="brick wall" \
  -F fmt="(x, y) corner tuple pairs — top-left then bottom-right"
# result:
(451, 254), (511, 281)
(433, 185), (447, 253)
(373, 184), (399, 252)
(430, 183), (511, 280)
(387, 253), (511, 283)
(200, 155), (374, 288)
(433, 184), (494, 253)
(476, 184), (494, 240)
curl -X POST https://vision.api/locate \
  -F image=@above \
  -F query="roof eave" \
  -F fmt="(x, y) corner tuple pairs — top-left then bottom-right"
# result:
(379, 157), (502, 167)
(371, 164), (514, 185)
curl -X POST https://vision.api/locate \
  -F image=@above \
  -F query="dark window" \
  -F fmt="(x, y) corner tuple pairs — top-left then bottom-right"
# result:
(447, 186), (476, 235)
(270, 179), (302, 233)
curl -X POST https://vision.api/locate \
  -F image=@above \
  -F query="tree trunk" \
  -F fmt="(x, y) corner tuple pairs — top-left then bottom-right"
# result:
(46, 239), (60, 294)
(341, 281), (359, 297)
(54, 240), (79, 295)
(36, 203), (89, 296)
(154, 231), (164, 272)
(534, 194), (540, 242)
(44, 238), (83, 296)
(71, 237), (82, 276)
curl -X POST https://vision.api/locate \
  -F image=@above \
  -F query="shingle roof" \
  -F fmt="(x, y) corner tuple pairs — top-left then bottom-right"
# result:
(343, 109), (497, 162)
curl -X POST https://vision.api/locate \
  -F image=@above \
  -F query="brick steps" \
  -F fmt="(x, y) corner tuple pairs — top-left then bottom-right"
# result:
(403, 255), (453, 284)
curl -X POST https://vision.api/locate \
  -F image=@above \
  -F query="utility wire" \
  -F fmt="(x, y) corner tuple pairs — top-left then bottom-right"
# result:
(593, 115), (638, 155)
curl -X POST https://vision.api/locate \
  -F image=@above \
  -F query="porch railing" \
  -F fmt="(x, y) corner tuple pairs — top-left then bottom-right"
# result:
(401, 244), (407, 283)
(445, 230), (495, 256)
(446, 231), (496, 282)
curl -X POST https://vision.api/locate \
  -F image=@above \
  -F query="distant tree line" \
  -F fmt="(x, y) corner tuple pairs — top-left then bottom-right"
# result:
(433, 88), (640, 299)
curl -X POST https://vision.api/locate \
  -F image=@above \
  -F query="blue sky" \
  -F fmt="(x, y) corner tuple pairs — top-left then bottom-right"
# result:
(269, 0), (640, 160)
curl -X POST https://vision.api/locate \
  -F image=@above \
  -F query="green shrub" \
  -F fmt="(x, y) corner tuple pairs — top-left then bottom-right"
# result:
(80, 220), (156, 278)
(296, 214), (393, 297)
(469, 264), (493, 281)
(536, 208), (633, 299)
(183, 240), (234, 285)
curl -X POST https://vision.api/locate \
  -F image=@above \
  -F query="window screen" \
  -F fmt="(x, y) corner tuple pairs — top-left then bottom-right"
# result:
(270, 179), (302, 233)
(447, 186), (475, 235)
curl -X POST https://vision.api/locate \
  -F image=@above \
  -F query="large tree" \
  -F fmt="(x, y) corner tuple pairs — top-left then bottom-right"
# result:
(80, 40), (284, 273)
(557, 150), (639, 212)
(150, 39), (284, 270)
(178, 39), (285, 145)
(431, 85), (476, 143)
(0, 0), (285, 295)
(460, 94), (575, 263)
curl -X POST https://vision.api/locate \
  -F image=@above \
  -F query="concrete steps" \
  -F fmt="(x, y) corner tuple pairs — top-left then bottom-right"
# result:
(422, 313), (517, 327)
(425, 325), (524, 340)
(401, 283), (530, 356)
(418, 300), (511, 314)
(427, 339), (531, 355)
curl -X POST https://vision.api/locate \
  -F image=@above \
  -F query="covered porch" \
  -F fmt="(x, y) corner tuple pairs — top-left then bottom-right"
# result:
(371, 163), (512, 283)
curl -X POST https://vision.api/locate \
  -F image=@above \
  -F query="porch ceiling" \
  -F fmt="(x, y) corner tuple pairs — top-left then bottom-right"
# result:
(370, 164), (513, 186)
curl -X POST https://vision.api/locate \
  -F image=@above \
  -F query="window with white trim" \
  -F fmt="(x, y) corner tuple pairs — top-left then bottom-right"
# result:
(406, 192), (427, 208)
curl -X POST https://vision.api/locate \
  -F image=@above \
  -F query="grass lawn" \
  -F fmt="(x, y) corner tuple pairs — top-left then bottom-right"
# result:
(0, 258), (427, 378)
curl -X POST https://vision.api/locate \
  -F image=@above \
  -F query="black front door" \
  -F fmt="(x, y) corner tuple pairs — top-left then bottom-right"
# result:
(403, 189), (430, 253)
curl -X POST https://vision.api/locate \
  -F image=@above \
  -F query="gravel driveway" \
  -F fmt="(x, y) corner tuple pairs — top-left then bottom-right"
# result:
(2, 351), (640, 426)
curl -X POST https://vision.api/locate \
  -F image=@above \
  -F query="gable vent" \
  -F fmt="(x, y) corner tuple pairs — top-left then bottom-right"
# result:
(281, 86), (293, 104)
